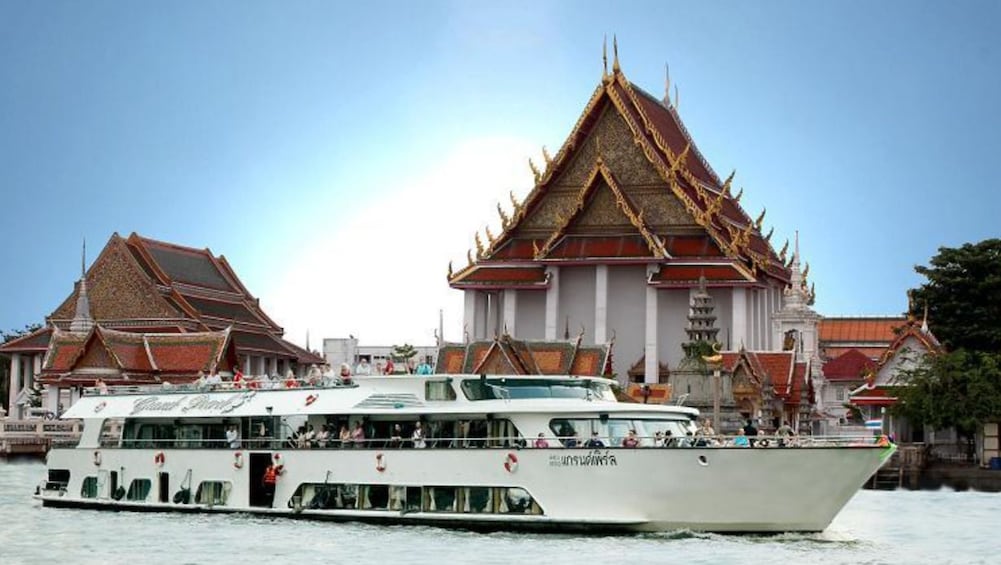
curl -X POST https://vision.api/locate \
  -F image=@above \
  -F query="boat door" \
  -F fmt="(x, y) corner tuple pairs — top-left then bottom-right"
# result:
(157, 472), (170, 503)
(97, 469), (109, 499)
(248, 453), (273, 507)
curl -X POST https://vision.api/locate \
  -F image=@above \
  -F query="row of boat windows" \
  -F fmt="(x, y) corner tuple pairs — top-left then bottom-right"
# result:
(291, 484), (542, 515)
(75, 476), (541, 515)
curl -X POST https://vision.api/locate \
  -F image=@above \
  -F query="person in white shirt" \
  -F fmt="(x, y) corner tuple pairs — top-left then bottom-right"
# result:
(354, 357), (373, 376)
(411, 421), (426, 448)
(226, 425), (240, 449)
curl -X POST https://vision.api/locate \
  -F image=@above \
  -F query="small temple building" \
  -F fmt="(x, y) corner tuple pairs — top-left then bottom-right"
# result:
(1, 232), (322, 418)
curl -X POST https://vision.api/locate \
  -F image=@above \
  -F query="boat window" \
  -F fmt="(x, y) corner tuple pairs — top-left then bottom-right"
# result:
(195, 481), (231, 505)
(81, 476), (99, 499)
(461, 378), (614, 401)
(425, 380), (457, 401)
(499, 487), (539, 514)
(463, 487), (493, 513)
(426, 486), (457, 512)
(100, 418), (124, 448)
(47, 469), (70, 490)
(362, 485), (390, 510)
(550, 418), (693, 447)
(126, 479), (152, 502)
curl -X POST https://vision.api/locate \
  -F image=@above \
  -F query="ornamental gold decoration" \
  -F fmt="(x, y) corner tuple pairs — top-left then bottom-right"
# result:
(529, 158), (541, 184)
(734, 187), (744, 203)
(485, 226), (495, 245)
(467, 249), (474, 266)
(755, 208), (766, 231)
(474, 232), (485, 259)
(779, 239), (789, 261)
(542, 146), (553, 166)
(497, 203), (511, 230)
(802, 262), (810, 280)
(447, 261), (453, 279)
(764, 226), (774, 242)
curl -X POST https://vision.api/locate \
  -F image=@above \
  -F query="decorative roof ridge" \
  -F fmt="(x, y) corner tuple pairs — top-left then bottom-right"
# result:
(626, 81), (723, 186)
(0, 325), (53, 352)
(75, 326), (125, 371)
(132, 233), (216, 257)
(213, 254), (257, 302)
(142, 335), (158, 372)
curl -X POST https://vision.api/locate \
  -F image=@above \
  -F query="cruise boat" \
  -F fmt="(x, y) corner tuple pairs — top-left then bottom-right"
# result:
(35, 374), (895, 533)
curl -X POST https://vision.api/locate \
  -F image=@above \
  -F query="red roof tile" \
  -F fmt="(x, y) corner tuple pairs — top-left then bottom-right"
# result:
(0, 326), (53, 353)
(819, 318), (905, 344)
(823, 349), (876, 381)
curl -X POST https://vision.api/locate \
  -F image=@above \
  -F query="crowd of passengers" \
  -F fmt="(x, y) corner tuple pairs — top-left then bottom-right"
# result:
(251, 417), (804, 450)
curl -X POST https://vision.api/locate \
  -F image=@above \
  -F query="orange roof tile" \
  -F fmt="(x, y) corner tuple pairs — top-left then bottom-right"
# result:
(819, 318), (906, 344)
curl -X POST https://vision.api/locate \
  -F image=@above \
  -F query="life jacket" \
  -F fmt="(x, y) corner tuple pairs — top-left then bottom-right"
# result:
(263, 466), (278, 485)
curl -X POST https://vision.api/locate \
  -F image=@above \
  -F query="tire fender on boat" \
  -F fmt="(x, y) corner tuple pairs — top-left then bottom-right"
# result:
(504, 452), (518, 473)
(375, 452), (387, 472)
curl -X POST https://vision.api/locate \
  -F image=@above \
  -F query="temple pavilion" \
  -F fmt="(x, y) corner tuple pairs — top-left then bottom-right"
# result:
(447, 45), (815, 398)
(1, 232), (323, 418)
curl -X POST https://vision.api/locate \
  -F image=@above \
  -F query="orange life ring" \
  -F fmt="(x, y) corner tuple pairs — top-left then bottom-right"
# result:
(154, 451), (166, 467)
(93, 450), (102, 467)
(305, 394), (318, 406)
(375, 452), (387, 472)
(233, 451), (244, 469)
(504, 452), (518, 473)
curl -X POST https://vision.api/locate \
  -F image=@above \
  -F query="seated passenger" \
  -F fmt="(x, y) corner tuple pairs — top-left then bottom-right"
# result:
(584, 431), (605, 449)
(389, 424), (403, 448)
(653, 431), (665, 447)
(563, 434), (580, 448)
(339, 424), (351, 448)
(533, 433), (549, 448)
(621, 429), (640, 448)
(355, 357), (373, 376)
(351, 422), (366, 448)
(732, 429), (750, 447)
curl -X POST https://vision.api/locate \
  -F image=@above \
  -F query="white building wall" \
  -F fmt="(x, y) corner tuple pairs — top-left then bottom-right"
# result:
(657, 288), (690, 369)
(514, 290), (546, 340)
(606, 266), (646, 375)
(709, 289), (734, 350)
(558, 266), (596, 345)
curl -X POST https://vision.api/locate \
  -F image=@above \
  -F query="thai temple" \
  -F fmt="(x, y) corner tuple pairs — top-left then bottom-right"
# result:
(0, 232), (323, 419)
(446, 44), (827, 431)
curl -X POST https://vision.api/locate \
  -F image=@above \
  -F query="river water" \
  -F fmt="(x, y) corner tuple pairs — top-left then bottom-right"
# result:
(0, 460), (997, 565)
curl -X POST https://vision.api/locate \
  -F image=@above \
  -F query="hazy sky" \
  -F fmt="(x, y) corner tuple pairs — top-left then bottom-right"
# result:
(2, 1), (999, 347)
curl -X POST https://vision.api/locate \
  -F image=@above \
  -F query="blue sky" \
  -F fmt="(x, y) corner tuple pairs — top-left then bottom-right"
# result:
(2, 1), (999, 346)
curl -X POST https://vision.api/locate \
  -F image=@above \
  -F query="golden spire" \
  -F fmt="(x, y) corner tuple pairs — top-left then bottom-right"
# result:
(764, 226), (774, 242)
(497, 202), (510, 229)
(612, 35), (620, 73)
(474, 232), (485, 259)
(542, 145), (552, 166)
(779, 239), (789, 261)
(755, 208), (766, 230)
(529, 158), (541, 183)
(734, 187), (743, 203)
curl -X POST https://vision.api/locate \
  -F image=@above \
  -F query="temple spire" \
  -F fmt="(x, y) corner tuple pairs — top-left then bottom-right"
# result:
(612, 35), (620, 73)
(664, 63), (671, 106)
(602, 35), (608, 76)
(70, 240), (94, 333)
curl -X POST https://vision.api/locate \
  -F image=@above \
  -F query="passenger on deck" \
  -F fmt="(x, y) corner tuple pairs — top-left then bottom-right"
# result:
(653, 431), (665, 447)
(621, 429), (640, 448)
(96, 378), (109, 395)
(226, 425), (240, 449)
(662, 430), (675, 447)
(416, 360), (433, 375)
(339, 363), (353, 384)
(233, 368), (245, 389)
(338, 424), (351, 448)
(411, 421), (426, 448)
(355, 357), (373, 376)
(584, 431), (605, 449)
(534, 433), (550, 448)
(732, 429), (750, 447)
(389, 424), (404, 448)
(384, 358), (395, 375)
(563, 434), (580, 448)
(351, 422), (366, 448)
(207, 371), (223, 390)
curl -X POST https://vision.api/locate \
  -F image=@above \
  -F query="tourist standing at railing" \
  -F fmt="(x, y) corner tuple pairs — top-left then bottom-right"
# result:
(533, 433), (549, 448)
(743, 419), (759, 447)
(732, 429), (750, 447)
(411, 421), (426, 448)
(226, 425), (240, 449)
(776, 421), (795, 447)
(233, 368), (245, 389)
(585, 431), (605, 448)
(384, 358), (395, 375)
(355, 357), (373, 376)
(416, 360), (433, 375)
(351, 421), (366, 447)
(338, 424), (351, 448)
(95, 378), (109, 395)
(389, 424), (403, 448)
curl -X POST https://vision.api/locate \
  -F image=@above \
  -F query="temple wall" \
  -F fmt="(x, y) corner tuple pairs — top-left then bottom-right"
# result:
(606, 265), (646, 374)
(708, 289), (734, 350)
(514, 290), (546, 340)
(557, 266), (596, 345)
(657, 288), (690, 369)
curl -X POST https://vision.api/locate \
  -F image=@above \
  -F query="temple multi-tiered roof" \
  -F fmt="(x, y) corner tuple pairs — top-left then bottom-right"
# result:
(449, 46), (792, 292)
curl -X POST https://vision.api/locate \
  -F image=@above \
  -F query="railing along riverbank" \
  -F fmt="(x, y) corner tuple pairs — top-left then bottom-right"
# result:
(1, 419), (81, 457)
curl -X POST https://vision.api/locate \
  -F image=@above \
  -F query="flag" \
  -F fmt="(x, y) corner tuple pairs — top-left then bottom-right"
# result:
(864, 418), (883, 430)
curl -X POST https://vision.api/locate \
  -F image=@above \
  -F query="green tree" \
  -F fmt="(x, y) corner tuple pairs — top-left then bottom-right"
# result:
(910, 239), (1001, 351)
(893, 350), (1001, 438)
(391, 343), (418, 374)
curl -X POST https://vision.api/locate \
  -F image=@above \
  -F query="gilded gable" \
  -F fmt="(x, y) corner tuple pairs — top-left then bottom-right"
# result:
(571, 180), (634, 230)
(50, 239), (182, 322)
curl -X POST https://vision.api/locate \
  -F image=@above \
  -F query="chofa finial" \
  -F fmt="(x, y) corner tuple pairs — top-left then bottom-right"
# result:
(612, 35), (620, 73)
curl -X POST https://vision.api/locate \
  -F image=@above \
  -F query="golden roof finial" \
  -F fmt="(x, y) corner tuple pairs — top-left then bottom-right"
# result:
(734, 186), (744, 203)
(779, 239), (789, 261)
(485, 225), (495, 245)
(447, 261), (453, 279)
(529, 158), (541, 183)
(755, 208), (766, 231)
(509, 190), (524, 218)
(722, 170), (735, 195)
(542, 145), (552, 166)
(532, 240), (541, 258)
(612, 35), (620, 73)
(674, 83), (679, 110)
(497, 202), (510, 229)
(764, 226), (774, 242)
(467, 249), (474, 266)
(474, 232), (485, 259)
(802, 261), (810, 280)
(672, 143), (691, 173)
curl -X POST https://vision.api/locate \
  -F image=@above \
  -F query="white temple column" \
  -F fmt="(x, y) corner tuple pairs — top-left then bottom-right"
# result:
(9, 353), (22, 419)
(732, 288), (748, 349)
(759, 288), (767, 350)
(463, 290), (478, 342)
(269, 357), (279, 376)
(595, 265), (608, 343)
(644, 265), (659, 384)
(485, 292), (499, 338)
(502, 289), (517, 335)
(242, 355), (252, 375)
(748, 290), (757, 349)
(46, 386), (60, 417)
(544, 266), (560, 340)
